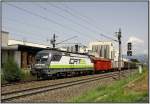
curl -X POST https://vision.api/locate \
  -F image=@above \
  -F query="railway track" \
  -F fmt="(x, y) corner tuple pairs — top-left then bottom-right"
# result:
(1, 72), (111, 87)
(1, 71), (120, 102)
(1, 80), (38, 87)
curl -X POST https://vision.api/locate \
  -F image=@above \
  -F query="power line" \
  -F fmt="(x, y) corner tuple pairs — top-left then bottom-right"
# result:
(49, 3), (117, 42)
(4, 18), (83, 43)
(2, 25), (47, 42)
(6, 3), (98, 41)
(99, 34), (118, 42)
(56, 36), (78, 45)
(3, 30), (47, 45)
(3, 20), (52, 40)
(4, 18), (53, 34)
(37, 4), (100, 40)
(63, 3), (106, 31)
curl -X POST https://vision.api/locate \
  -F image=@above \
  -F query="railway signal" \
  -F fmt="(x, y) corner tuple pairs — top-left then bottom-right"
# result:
(127, 42), (132, 51)
(127, 50), (132, 56)
(127, 42), (132, 79)
(127, 42), (132, 56)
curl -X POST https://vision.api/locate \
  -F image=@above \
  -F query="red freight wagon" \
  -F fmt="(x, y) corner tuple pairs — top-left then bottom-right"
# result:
(91, 57), (112, 71)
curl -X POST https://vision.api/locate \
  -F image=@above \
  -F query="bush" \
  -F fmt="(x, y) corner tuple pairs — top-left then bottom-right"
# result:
(3, 57), (22, 82)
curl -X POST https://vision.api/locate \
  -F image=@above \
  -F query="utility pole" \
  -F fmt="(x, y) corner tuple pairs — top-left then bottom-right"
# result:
(116, 28), (122, 79)
(52, 34), (56, 48)
(47, 35), (78, 49)
(47, 34), (56, 49)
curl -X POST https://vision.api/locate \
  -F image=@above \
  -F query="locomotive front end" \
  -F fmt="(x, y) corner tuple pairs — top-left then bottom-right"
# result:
(31, 50), (63, 79)
(31, 50), (51, 78)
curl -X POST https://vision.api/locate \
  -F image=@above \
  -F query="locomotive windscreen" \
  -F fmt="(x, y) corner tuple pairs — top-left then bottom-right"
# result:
(35, 53), (49, 64)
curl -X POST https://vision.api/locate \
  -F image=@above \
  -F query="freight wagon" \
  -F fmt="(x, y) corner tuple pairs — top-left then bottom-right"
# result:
(90, 57), (112, 72)
(111, 61), (124, 70)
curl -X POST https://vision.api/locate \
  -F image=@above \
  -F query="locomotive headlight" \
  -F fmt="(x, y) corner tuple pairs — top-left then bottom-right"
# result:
(49, 54), (52, 59)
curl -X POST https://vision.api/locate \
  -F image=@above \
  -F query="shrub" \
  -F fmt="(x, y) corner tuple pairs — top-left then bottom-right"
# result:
(3, 57), (22, 82)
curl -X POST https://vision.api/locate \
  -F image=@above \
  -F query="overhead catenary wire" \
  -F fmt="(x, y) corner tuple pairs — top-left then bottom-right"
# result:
(36, 4), (100, 42)
(49, 3), (117, 42)
(4, 18), (55, 34)
(2, 25), (49, 44)
(62, 3), (107, 32)
(64, 4), (119, 42)
(56, 36), (78, 45)
(5, 2), (118, 51)
(37, 4), (102, 40)
(4, 18), (79, 42)
(6, 3), (98, 41)
(6, 25), (87, 49)
(3, 31), (47, 46)
(2, 25), (46, 39)
(3, 20), (53, 39)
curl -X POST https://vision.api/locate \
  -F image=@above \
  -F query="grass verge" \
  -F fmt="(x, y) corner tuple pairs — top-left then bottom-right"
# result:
(71, 68), (148, 103)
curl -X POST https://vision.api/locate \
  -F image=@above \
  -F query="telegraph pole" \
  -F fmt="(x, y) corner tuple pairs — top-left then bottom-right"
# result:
(116, 28), (122, 79)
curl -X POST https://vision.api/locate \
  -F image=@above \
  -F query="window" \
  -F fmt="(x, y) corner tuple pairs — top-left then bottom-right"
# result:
(35, 53), (49, 63)
(51, 55), (62, 61)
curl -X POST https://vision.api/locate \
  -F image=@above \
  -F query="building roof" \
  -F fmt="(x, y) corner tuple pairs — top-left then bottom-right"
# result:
(2, 45), (18, 50)
(2, 44), (46, 52)
(8, 39), (50, 48)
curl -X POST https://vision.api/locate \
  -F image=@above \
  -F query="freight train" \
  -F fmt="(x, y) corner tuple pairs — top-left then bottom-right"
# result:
(31, 49), (137, 79)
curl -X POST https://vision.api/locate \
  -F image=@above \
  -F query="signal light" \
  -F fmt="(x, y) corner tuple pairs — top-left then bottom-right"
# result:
(127, 50), (132, 56)
(127, 42), (132, 50)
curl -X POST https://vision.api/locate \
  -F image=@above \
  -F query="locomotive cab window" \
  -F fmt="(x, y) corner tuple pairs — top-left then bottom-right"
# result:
(35, 53), (49, 63)
(51, 55), (62, 61)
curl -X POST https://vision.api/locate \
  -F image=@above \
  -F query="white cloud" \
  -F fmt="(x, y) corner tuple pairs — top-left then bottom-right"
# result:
(127, 36), (144, 44)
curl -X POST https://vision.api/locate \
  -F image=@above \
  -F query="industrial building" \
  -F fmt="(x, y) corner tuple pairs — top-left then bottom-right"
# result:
(88, 41), (118, 61)
(60, 44), (88, 53)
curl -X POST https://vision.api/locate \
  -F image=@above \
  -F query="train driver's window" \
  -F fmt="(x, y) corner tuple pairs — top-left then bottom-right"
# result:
(51, 55), (62, 61)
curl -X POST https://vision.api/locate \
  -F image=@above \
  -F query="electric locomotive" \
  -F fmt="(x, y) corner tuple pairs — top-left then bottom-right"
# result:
(31, 49), (94, 79)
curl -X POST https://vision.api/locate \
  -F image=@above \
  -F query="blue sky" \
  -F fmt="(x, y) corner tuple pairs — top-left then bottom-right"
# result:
(2, 2), (148, 55)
